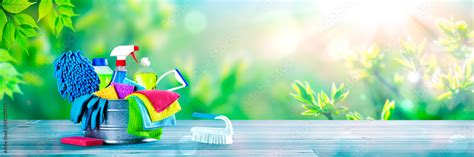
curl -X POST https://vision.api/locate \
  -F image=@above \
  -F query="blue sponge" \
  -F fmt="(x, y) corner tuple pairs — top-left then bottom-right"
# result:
(54, 50), (100, 102)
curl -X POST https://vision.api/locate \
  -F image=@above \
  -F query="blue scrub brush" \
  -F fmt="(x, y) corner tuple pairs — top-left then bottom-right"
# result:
(54, 50), (100, 102)
(191, 113), (233, 145)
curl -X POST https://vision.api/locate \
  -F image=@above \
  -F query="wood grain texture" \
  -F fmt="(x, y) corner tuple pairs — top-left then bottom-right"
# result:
(1, 120), (473, 156)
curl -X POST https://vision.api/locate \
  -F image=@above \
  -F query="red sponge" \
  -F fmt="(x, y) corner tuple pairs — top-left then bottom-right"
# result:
(61, 136), (103, 146)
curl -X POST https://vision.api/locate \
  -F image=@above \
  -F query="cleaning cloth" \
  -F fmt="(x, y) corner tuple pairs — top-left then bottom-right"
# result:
(126, 93), (181, 122)
(136, 90), (180, 112)
(94, 85), (119, 100)
(112, 83), (135, 99)
(128, 95), (176, 130)
(127, 97), (163, 139)
(123, 78), (146, 91)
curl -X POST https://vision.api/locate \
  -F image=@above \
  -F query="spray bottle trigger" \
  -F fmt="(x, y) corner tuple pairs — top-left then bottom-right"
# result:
(130, 52), (139, 64)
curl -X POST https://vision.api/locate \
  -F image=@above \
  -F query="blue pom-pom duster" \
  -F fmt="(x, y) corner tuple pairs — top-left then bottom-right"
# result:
(53, 50), (100, 102)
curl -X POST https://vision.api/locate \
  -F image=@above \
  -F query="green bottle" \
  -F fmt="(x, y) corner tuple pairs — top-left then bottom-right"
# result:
(134, 57), (158, 90)
(92, 58), (113, 89)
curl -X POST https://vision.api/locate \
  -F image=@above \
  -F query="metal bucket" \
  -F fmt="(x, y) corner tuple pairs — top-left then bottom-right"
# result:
(84, 100), (156, 144)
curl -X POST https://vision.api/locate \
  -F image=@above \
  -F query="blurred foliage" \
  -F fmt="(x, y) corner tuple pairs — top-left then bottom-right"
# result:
(436, 19), (473, 59)
(37, 0), (78, 36)
(347, 46), (385, 80)
(380, 100), (395, 120)
(436, 61), (473, 101)
(345, 100), (394, 120)
(291, 81), (349, 120)
(1, 1), (472, 120)
(294, 19), (473, 120)
(0, 49), (23, 100)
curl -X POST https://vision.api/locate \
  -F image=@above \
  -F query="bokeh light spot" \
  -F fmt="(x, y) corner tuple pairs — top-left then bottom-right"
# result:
(184, 10), (207, 34)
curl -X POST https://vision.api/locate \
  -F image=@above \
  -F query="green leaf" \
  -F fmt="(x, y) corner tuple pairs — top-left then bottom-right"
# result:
(57, 6), (78, 17)
(54, 16), (63, 37)
(0, 10), (7, 42)
(291, 94), (312, 105)
(16, 31), (28, 52)
(320, 91), (331, 106)
(437, 92), (452, 100)
(331, 82), (337, 98)
(301, 110), (317, 116)
(38, 0), (53, 21)
(381, 100), (395, 120)
(2, 21), (16, 49)
(0, 88), (4, 100)
(395, 58), (415, 70)
(61, 16), (74, 31)
(12, 84), (22, 94)
(333, 106), (348, 115)
(18, 27), (38, 37)
(4, 88), (13, 99)
(465, 61), (472, 80)
(46, 9), (57, 33)
(54, 0), (74, 7)
(291, 83), (301, 95)
(13, 14), (39, 28)
(2, 0), (34, 14)
(0, 62), (19, 78)
(338, 91), (349, 102)
(333, 83), (349, 103)
(346, 112), (363, 120)
(0, 49), (16, 62)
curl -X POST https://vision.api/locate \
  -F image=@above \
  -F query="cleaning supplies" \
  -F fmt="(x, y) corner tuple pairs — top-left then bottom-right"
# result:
(191, 113), (233, 145)
(127, 97), (163, 139)
(126, 93), (181, 122)
(61, 136), (104, 146)
(94, 85), (119, 100)
(134, 57), (158, 90)
(112, 83), (135, 99)
(71, 94), (94, 123)
(156, 69), (188, 91)
(110, 45), (140, 83)
(53, 50), (100, 102)
(128, 95), (176, 130)
(136, 90), (180, 112)
(92, 58), (113, 89)
(123, 78), (146, 91)
(71, 94), (108, 130)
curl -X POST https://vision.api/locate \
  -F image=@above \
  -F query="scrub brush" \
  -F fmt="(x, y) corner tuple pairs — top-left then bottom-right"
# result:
(191, 113), (233, 145)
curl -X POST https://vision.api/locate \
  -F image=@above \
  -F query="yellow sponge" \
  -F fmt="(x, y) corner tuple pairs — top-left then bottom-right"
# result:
(94, 85), (119, 100)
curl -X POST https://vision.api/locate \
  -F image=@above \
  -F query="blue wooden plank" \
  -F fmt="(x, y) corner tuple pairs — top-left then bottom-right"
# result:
(1, 120), (473, 156)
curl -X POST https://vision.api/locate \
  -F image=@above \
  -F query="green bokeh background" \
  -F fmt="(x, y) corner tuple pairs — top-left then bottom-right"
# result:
(1, 0), (473, 120)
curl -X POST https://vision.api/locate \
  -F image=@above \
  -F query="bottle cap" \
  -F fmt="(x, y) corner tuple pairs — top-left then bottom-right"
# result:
(141, 57), (150, 67)
(92, 58), (108, 66)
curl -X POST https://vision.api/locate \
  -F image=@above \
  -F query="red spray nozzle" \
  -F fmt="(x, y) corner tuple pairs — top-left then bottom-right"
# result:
(110, 45), (140, 66)
(131, 45), (139, 63)
(131, 52), (139, 64)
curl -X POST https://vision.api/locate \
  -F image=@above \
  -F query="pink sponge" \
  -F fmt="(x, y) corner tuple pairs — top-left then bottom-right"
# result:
(61, 136), (103, 146)
(112, 83), (135, 99)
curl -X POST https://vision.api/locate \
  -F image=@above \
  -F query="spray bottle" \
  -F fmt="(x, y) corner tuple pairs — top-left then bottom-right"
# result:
(110, 45), (139, 83)
(92, 58), (114, 89)
(134, 57), (158, 90)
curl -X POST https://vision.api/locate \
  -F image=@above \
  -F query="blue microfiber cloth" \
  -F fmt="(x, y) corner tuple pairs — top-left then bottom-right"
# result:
(54, 50), (100, 102)
(123, 78), (146, 91)
(128, 96), (176, 130)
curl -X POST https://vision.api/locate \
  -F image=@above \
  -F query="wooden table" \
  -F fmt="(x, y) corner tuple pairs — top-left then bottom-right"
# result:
(1, 120), (473, 156)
